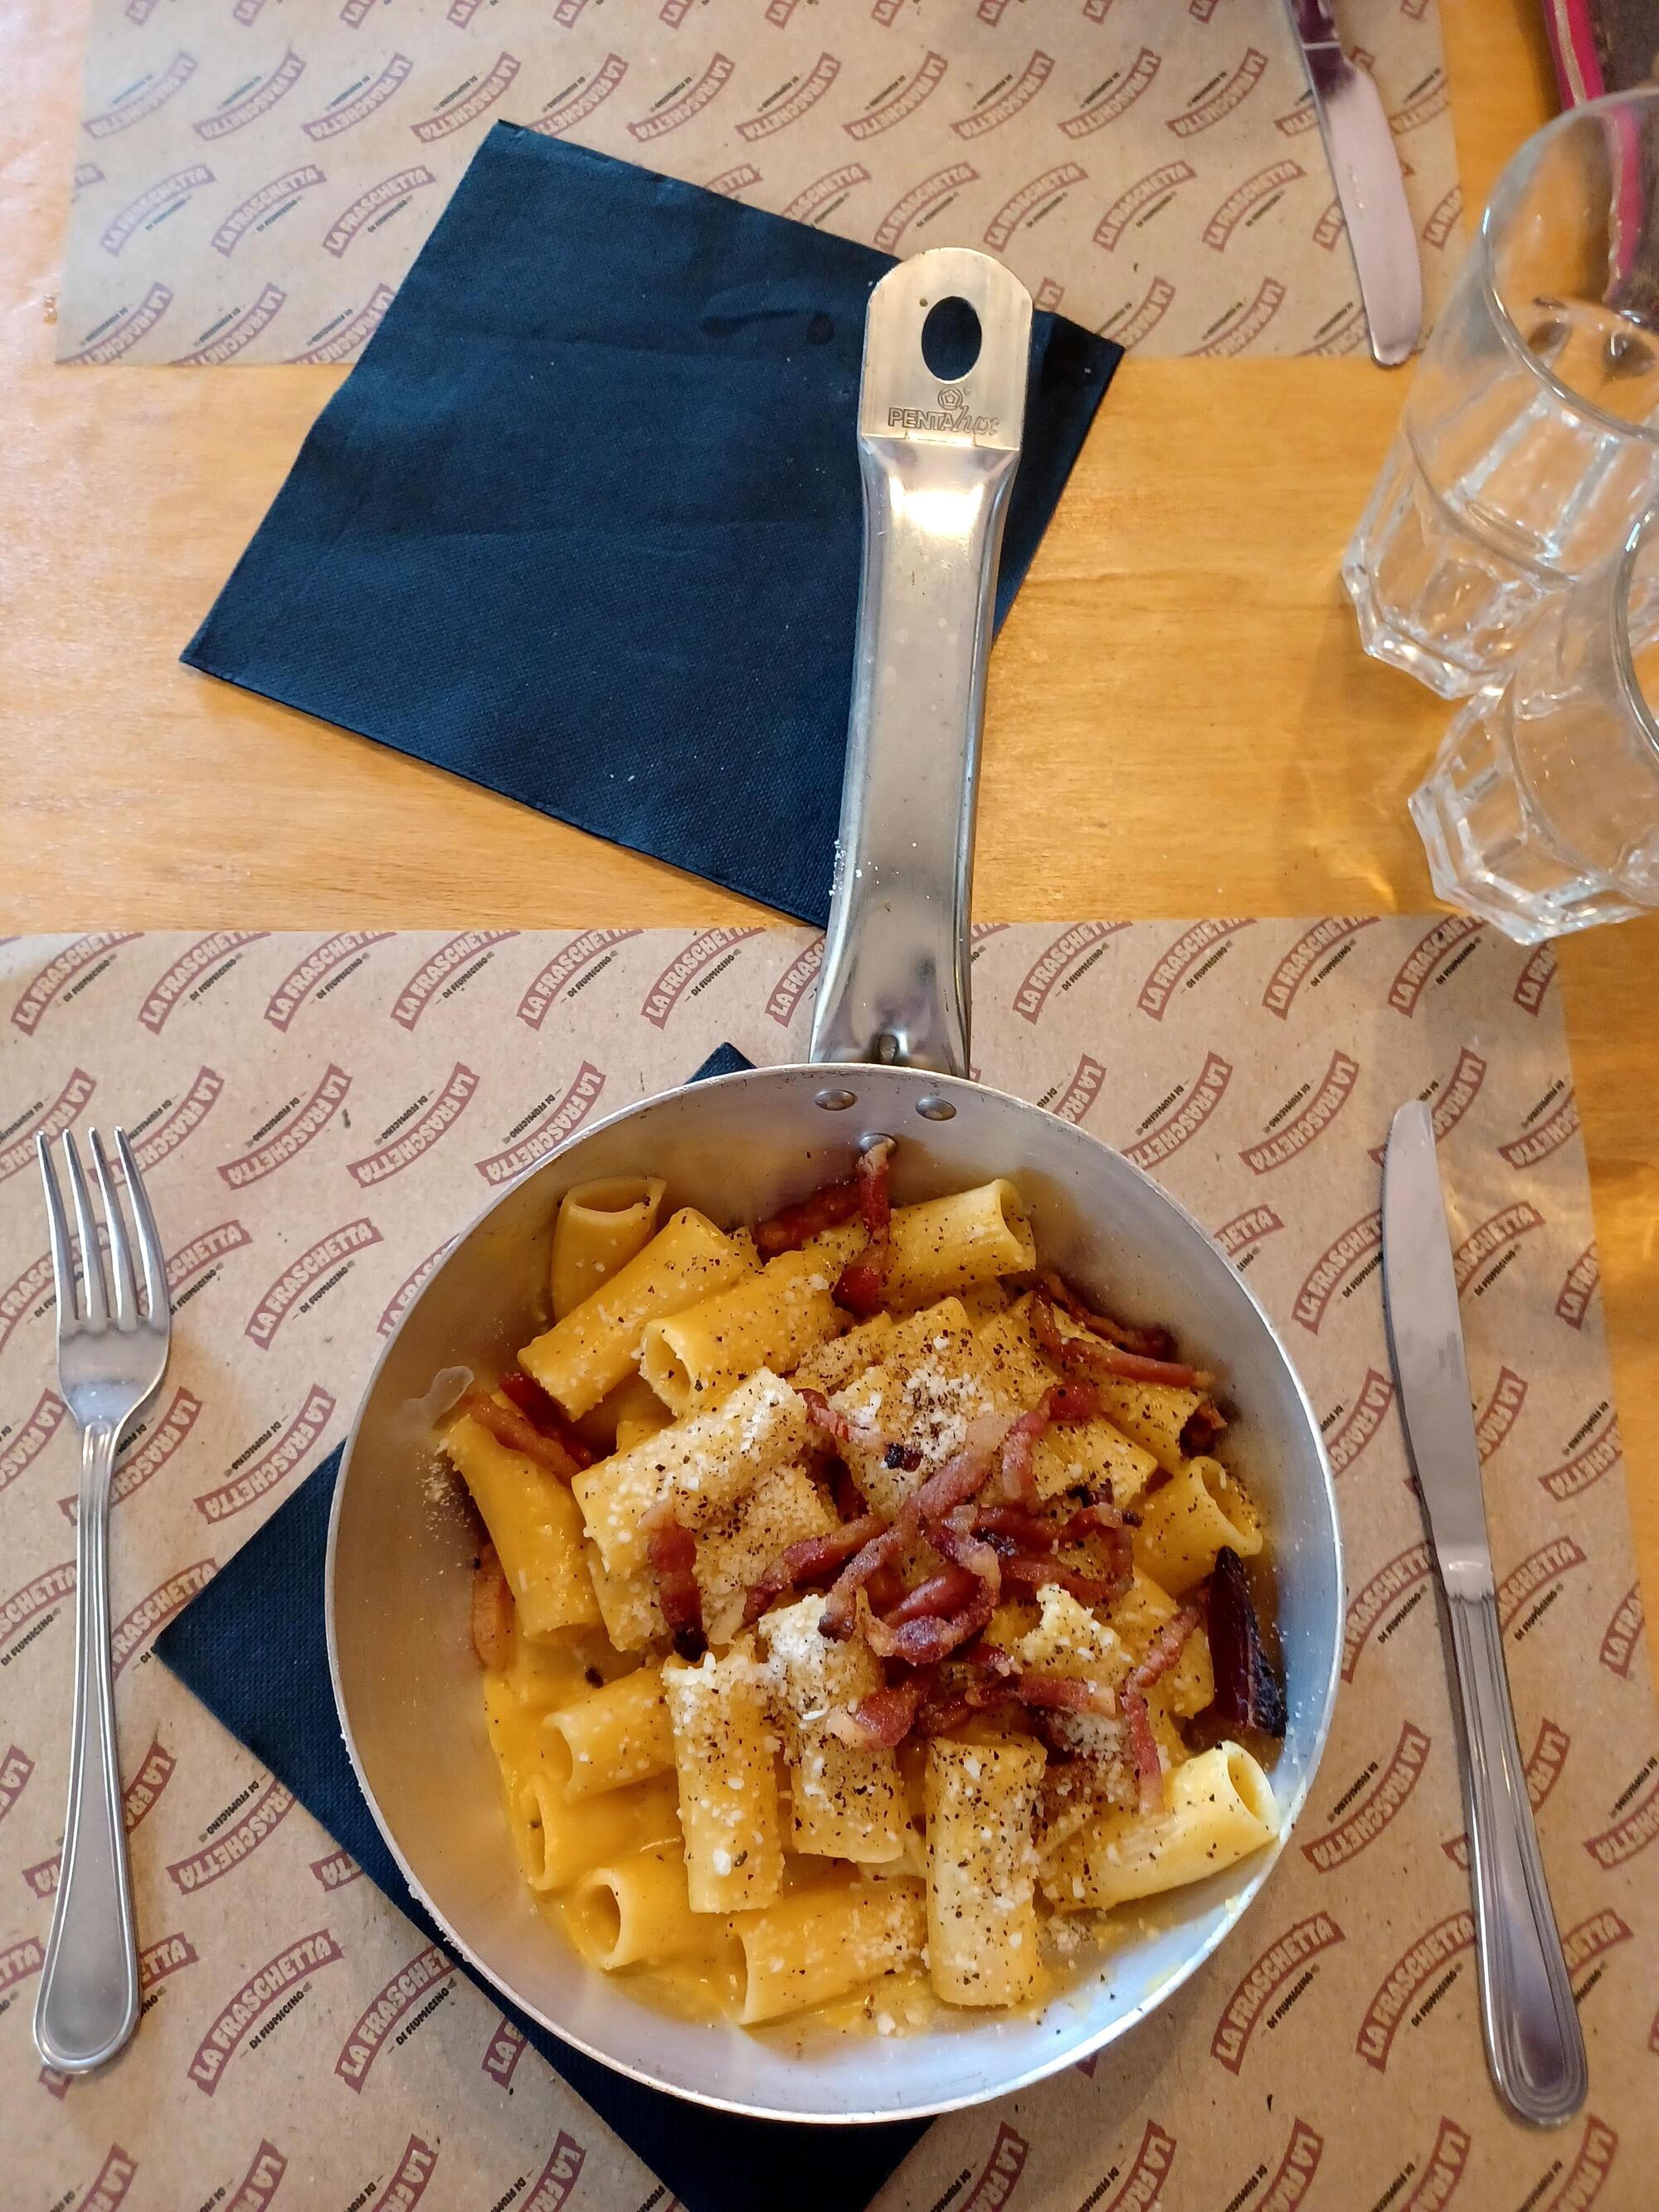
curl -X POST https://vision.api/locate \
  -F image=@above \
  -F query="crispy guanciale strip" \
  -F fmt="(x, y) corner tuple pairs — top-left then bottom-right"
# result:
(1180, 1401), (1228, 1458)
(898, 1663), (1000, 1743)
(866, 1562), (902, 1613)
(1012, 1670), (1117, 1717)
(849, 1658), (1112, 1750)
(817, 1521), (907, 1642)
(996, 1401), (1051, 1503)
(828, 1459), (868, 1519)
(998, 1554), (1126, 1607)
(1124, 1602), (1202, 1696)
(799, 1387), (921, 1474)
(471, 1543), (513, 1670)
(498, 1369), (596, 1468)
(1066, 1498), (1138, 1537)
(865, 1514), (1000, 1665)
(463, 1389), (584, 1483)
(902, 1516), (1000, 1638)
(799, 1386), (856, 1445)
(1207, 1546), (1286, 1738)
(976, 1499), (1136, 1563)
(976, 1497), (1136, 1602)
(645, 1511), (707, 1661)
(846, 1679), (925, 1748)
(975, 1502), (1056, 1553)
(882, 1565), (980, 1627)
(1032, 1286), (1210, 1391)
(833, 1136), (896, 1316)
(754, 1174), (864, 1258)
(1121, 1687), (1165, 1813)
(1040, 1270), (1179, 1362)
(741, 1511), (888, 1628)
(996, 1380), (1102, 1502)
(914, 1649), (1019, 1737)
(917, 1690), (1000, 1735)
(948, 1646), (1116, 1735)
(818, 1417), (1005, 1641)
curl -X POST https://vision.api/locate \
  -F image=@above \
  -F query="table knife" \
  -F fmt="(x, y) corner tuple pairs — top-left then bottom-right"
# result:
(1381, 1103), (1587, 2126)
(1287, 0), (1423, 365)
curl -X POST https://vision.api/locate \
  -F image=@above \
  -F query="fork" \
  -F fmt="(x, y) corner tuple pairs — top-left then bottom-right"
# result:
(33, 1128), (170, 2074)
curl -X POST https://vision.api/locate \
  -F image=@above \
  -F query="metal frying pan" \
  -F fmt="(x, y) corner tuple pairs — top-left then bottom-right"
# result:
(328, 248), (1342, 2122)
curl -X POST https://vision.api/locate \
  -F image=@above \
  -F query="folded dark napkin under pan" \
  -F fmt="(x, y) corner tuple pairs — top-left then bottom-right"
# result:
(183, 124), (1119, 924)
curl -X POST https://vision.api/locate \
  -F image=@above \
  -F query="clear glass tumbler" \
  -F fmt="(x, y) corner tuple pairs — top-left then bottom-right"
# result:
(1411, 502), (1659, 941)
(1345, 90), (1659, 698)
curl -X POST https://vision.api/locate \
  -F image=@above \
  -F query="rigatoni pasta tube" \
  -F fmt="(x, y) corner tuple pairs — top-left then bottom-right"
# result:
(1163, 1621), (1216, 1719)
(551, 1175), (667, 1320)
(1088, 1376), (1204, 1475)
(485, 1675), (674, 1889)
(574, 1369), (812, 1576)
(504, 1631), (597, 1714)
(664, 1644), (784, 1913)
(696, 1464), (837, 1648)
(615, 1389), (674, 1454)
(977, 1310), (1157, 1505)
(1132, 1456), (1262, 1596)
(924, 1740), (1045, 2007)
(737, 1881), (926, 2024)
(831, 1300), (986, 1517)
(444, 1413), (600, 1637)
(577, 1372), (674, 1461)
(521, 1208), (753, 1417)
(1041, 1743), (1277, 1911)
(1105, 1568), (1180, 1658)
(543, 1666), (673, 1799)
(567, 1845), (707, 1971)
(761, 1595), (907, 1864)
(640, 1242), (849, 1414)
(585, 1544), (666, 1653)
(1017, 1583), (1128, 1685)
(511, 1772), (680, 1893)
(793, 1311), (896, 1394)
(881, 1180), (1036, 1309)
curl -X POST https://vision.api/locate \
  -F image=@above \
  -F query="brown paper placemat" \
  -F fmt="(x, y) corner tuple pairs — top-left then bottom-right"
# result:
(57, 0), (1458, 366)
(2, 921), (1652, 2212)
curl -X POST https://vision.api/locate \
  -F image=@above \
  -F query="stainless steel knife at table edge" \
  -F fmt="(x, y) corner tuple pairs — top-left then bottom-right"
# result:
(1287, 0), (1423, 366)
(1380, 1102), (1588, 2128)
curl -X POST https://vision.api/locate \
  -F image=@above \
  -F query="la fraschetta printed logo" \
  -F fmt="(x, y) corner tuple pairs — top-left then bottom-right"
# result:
(61, 0), (1468, 365)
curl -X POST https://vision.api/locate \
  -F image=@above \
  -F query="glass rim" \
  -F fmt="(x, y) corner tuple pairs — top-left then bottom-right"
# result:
(1612, 503), (1659, 755)
(1477, 85), (1659, 449)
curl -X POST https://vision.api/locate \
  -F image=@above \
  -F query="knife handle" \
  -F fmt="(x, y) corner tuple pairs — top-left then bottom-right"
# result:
(1443, 1580), (1588, 2126)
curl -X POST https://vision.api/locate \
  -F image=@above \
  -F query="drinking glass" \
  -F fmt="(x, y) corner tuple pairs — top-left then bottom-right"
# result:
(1345, 90), (1659, 698)
(1411, 502), (1659, 941)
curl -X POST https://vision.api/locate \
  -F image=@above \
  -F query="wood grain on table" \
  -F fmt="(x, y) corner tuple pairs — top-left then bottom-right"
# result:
(2, 0), (1655, 1635)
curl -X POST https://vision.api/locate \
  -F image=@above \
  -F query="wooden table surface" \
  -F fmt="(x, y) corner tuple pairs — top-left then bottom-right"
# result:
(3, 0), (1656, 1632)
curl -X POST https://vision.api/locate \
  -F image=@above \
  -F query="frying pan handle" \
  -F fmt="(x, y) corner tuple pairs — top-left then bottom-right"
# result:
(810, 250), (1032, 1079)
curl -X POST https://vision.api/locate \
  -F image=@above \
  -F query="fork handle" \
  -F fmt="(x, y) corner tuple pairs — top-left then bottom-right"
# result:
(34, 1419), (140, 2073)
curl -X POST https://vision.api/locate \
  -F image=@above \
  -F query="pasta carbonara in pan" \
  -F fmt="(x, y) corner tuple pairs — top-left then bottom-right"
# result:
(438, 1139), (1287, 2031)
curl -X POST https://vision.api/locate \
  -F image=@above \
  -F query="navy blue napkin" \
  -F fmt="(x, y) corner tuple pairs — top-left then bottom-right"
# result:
(155, 1044), (927, 2212)
(182, 124), (1119, 926)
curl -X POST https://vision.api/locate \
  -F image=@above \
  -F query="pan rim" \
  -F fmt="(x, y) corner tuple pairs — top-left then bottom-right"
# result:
(325, 1059), (1343, 2122)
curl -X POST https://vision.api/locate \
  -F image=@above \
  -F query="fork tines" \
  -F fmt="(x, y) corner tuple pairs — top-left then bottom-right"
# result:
(37, 1129), (167, 1335)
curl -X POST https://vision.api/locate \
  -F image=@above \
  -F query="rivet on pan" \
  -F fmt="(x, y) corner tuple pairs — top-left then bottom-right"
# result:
(915, 1096), (956, 1121)
(815, 1088), (858, 1111)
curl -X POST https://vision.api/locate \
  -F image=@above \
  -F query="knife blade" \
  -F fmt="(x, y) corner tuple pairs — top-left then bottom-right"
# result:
(1381, 1102), (1587, 2127)
(1381, 1101), (1489, 1576)
(1287, 0), (1423, 366)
